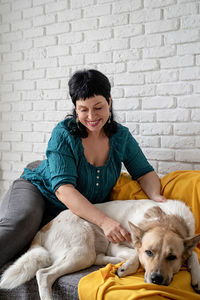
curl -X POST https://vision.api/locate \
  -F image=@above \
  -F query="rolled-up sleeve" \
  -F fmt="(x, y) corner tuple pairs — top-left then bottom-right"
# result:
(46, 127), (78, 192)
(123, 131), (154, 180)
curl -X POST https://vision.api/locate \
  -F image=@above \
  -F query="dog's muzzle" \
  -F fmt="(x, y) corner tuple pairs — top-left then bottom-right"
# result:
(150, 272), (164, 285)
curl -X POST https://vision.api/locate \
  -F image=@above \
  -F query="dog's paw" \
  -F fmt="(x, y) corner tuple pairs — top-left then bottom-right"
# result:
(191, 268), (200, 293)
(116, 262), (129, 277)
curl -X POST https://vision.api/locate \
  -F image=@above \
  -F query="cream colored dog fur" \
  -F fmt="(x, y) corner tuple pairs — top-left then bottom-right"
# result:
(0, 199), (200, 300)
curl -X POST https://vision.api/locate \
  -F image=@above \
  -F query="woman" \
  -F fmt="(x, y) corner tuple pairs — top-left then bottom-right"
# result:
(0, 69), (165, 268)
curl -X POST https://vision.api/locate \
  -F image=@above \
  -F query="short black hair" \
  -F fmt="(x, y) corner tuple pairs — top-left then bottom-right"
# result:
(66, 69), (118, 138)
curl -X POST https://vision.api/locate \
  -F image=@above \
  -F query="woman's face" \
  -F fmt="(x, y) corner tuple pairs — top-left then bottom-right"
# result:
(76, 95), (111, 135)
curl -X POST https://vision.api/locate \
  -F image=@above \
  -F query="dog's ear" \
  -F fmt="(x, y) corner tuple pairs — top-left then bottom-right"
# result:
(128, 221), (144, 248)
(184, 233), (200, 255)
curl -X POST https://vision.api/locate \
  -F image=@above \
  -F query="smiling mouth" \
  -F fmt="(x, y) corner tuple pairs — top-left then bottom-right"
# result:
(86, 120), (101, 127)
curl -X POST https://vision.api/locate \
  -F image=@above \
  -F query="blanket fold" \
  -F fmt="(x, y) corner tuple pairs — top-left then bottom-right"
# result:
(79, 171), (200, 300)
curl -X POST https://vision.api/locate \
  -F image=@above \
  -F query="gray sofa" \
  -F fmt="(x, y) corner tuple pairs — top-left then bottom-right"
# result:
(0, 263), (99, 299)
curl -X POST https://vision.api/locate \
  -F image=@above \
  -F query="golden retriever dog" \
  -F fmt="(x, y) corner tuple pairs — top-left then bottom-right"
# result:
(0, 199), (200, 300)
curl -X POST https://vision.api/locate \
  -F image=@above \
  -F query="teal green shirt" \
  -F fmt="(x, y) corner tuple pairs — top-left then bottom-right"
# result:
(21, 118), (153, 211)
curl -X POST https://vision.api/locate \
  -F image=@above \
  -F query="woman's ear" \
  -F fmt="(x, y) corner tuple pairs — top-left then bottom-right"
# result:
(108, 97), (112, 108)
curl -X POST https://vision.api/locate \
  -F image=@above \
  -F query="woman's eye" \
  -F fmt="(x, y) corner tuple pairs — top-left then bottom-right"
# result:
(145, 250), (153, 257)
(95, 107), (102, 110)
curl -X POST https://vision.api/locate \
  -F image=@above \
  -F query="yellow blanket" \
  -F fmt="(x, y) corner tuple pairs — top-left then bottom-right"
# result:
(78, 171), (200, 300)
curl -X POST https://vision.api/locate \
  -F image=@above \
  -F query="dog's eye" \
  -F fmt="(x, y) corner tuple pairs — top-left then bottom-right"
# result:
(145, 250), (153, 257)
(166, 254), (177, 261)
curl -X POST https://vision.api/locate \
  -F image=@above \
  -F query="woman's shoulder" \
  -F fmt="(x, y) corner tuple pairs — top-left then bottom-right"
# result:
(49, 118), (79, 148)
(113, 122), (130, 140)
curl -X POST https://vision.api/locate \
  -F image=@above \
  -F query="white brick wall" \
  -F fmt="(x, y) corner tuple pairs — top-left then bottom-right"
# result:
(0, 0), (200, 200)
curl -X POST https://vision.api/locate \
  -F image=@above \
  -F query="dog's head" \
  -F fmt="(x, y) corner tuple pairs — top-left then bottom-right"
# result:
(128, 206), (200, 286)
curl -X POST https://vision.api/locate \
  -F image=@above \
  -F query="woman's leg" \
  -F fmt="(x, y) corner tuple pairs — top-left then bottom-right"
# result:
(0, 178), (46, 268)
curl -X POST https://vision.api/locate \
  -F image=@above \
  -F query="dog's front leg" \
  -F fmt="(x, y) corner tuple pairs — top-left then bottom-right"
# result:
(117, 254), (139, 277)
(187, 251), (200, 293)
(107, 244), (139, 277)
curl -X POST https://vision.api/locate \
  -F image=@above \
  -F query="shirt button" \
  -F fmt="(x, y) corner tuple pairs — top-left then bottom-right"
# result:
(96, 176), (99, 179)
(97, 170), (100, 173)
(96, 183), (99, 186)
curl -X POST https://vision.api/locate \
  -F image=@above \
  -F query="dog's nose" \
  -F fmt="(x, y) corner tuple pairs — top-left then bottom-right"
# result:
(150, 272), (164, 285)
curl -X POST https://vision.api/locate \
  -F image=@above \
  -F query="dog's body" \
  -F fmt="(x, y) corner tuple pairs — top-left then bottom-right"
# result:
(1, 199), (200, 300)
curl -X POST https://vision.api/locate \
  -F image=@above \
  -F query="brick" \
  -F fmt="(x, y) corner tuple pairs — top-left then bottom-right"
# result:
(59, 32), (82, 45)
(130, 35), (162, 48)
(2, 11), (21, 23)
(113, 98), (140, 110)
(23, 153), (44, 163)
(45, 1), (67, 13)
(44, 111), (65, 122)
(176, 150), (200, 163)
(125, 85), (155, 97)
(23, 112), (44, 121)
(164, 3), (197, 19)
(175, 123), (200, 135)
(57, 9), (81, 22)
(24, 69), (45, 80)
(143, 45), (176, 58)
(85, 52), (112, 64)
(157, 109), (189, 122)
(3, 52), (22, 62)
(33, 122), (55, 132)
(23, 27), (44, 39)
(181, 15), (200, 29)
(141, 123), (172, 135)
(84, 4), (110, 17)
(114, 24), (142, 38)
(99, 14), (128, 27)
(130, 8), (161, 23)
(113, 49), (140, 62)
(12, 142), (32, 152)
(12, 40), (32, 51)
(59, 55), (83, 66)
(47, 45), (69, 57)
(47, 67), (70, 78)
(71, 0), (93, 8)
(12, 122), (32, 132)
(36, 79), (59, 89)
(14, 80), (34, 91)
(4, 71), (22, 81)
(178, 42), (200, 55)
(113, 0), (142, 14)
(145, 70), (178, 83)
(144, 148), (174, 161)
(33, 143), (47, 153)
(23, 6), (43, 19)
(71, 18), (98, 32)
(33, 14), (55, 27)
(0, 44), (11, 53)
(2, 132), (22, 142)
(13, 0), (32, 10)
(165, 30), (199, 45)
(177, 96), (200, 108)
(46, 23), (70, 35)
(158, 162), (193, 175)
(85, 28), (112, 41)
(2, 31), (22, 43)
(144, 0), (175, 8)
(0, 24), (10, 33)
(71, 42), (98, 54)
(23, 132), (45, 142)
(179, 67), (200, 81)
(146, 19), (178, 34)
(12, 20), (31, 31)
(98, 63), (125, 74)
(142, 97), (175, 109)
(157, 83), (191, 96)
(12, 102), (32, 111)
(191, 110), (200, 121)
(114, 73), (144, 85)
(128, 60), (159, 72)
(12, 61), (33, 71)
(35, 58), (57, 68)
(160, 55), (194, 69)
(139, 136), (160, 148)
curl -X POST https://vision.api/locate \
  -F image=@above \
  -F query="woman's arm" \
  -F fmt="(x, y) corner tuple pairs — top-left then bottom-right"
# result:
(55, 184), (131, 243)
(137, 171), (166, 202)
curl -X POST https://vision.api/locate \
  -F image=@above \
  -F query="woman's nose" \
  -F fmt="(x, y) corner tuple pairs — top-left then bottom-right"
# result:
(88, 110), (96, 119)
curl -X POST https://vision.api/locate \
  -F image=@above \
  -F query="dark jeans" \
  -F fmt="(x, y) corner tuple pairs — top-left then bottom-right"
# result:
(0, 178), (58, 268)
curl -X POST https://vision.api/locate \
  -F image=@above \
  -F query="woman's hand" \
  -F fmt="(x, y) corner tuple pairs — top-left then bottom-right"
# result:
(151, 194), (167, 202)
(100, 216), (131, 244)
